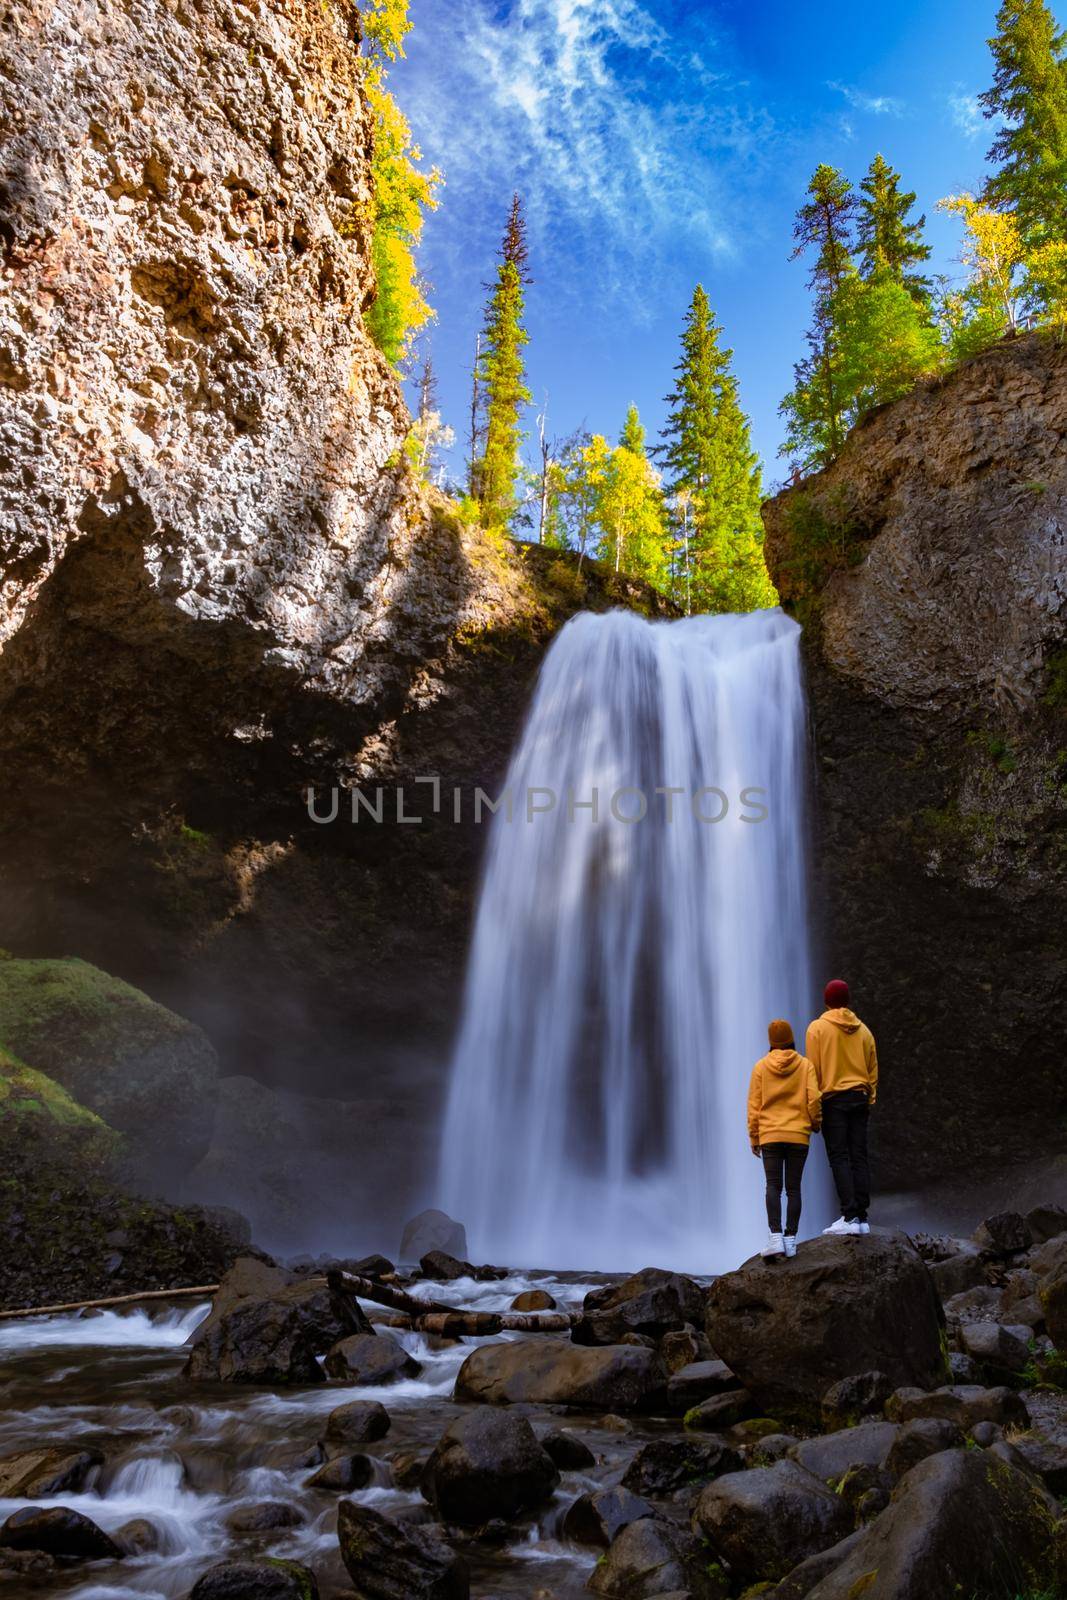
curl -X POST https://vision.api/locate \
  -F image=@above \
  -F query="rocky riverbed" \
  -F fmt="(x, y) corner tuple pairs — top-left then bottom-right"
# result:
(2, 1211), (1067, 1599)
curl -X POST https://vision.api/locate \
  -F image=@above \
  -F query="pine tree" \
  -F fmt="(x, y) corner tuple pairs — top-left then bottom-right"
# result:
(659, 287), (776, 614)
(981, 0), (1067, 249)
(474, 196), (533, 533)
(857, 154), (932, 303)
(780, 166), (857, 469)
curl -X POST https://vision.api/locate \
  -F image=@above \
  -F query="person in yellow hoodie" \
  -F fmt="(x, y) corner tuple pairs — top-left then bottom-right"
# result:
(747, 1019), (822, 1260)
(805, 979), (878, 1237)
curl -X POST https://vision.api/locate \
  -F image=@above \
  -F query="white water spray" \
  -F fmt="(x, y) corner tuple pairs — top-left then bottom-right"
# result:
(440, 607), (826, 1272)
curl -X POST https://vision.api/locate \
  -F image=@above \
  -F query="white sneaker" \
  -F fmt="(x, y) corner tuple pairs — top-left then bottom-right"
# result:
(762, 1232), (785, 1258)
(823, 1216), (861, 1236)
(856, 1222), (871, 1235)
(784, 1236), (798, 1257)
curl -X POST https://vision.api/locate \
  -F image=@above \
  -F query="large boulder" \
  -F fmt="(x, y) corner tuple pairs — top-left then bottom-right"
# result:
(621, 1438), (742, 1498)
(667, 1360), (740, 1413)
(959, 1320), (1031, 1379)
(0, 1047), (120, 1179)
(574, 1268), (706, 1346)
(0, 1447), (102, 1497)
(885, 1384), (1030, 1431)
(562, 1486), (654, 1548)
(454, 1337), (667, 1412)
(885, 1418), (964, 1479)
(1037, 1235), (1067, 1350)
(0, 1506), (121, 1561)
(705, 1233), (947, 1421)
(324, 1332), (421, 1385)
(189, 1562), (319, 1599)
(324, 1399), (391, 1449)
(399, 1210), (468, 1265)
(587, 1516), (729, 1598)
(183, 1257), (370, 1384)
(419, 1250), (507, 1283)
(692, 1460), (853, 1584)
(788, 1422), (899, 1485)
(0, 956), (217, 1186)
(802, 1448), (1055, 1599)
(337, 1499), (469, 1599)
(420, 1408), (559, 1525)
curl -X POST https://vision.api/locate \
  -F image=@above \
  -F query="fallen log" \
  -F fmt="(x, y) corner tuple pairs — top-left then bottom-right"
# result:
(327, 1270), (578, 1333)
(0, 1285), (219, 1321)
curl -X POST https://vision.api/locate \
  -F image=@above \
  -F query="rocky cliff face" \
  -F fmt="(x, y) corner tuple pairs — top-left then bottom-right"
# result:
(0, 0), (675, 1245)
(764, 332), (1067, 1192)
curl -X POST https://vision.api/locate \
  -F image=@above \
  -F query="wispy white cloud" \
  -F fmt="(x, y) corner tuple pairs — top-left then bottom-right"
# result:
(828, 81), (905, 117)
(948, 90), (984, 140)
(395, 0), (777, 309)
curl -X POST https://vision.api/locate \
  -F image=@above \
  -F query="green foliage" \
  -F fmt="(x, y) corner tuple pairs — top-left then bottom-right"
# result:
(1042, 647), (1067, 707)
(776, 486), (865, 591)
(857, 152), (933, 303)
(360, 0), (440, 367)
(567, 408), (669, 585)
(981, 0), (1067, 256)
(838, 267), (944, 413)
(780, 165), (857, 469)
(967, 729), (1019, 775)
(659, 286), (777, 613)
(473, 196), (533, 532)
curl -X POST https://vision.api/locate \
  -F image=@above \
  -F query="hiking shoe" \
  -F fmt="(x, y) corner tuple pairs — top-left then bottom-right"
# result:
(783, 1235), (798, 1257)
(823, 1216), (861, 1236)
(856, 1221), (871, 1234)
(762, 1232), (785, 1259)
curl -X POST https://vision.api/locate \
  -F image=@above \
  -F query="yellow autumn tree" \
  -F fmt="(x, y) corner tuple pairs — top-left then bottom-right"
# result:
(937, 194), (1025, 357)
(360, 0), (441, 367)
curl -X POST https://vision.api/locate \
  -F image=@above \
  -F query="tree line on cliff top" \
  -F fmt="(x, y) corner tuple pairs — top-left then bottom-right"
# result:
(360, 0), (1067, 614)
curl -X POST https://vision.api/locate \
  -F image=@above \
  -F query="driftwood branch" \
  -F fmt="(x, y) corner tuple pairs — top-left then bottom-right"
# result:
(0, 1272), (578, 1335)
(328, 1270), (577, 1333)
(0, 1285), (219, 1322)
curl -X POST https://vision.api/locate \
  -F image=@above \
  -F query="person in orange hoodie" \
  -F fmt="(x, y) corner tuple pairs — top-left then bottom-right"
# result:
(747, 1019), (822, 1260)
(805, 979), (879, 1237)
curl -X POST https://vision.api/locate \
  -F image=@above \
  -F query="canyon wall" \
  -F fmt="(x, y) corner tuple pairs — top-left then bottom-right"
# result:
(764, 331), (1067, 1193)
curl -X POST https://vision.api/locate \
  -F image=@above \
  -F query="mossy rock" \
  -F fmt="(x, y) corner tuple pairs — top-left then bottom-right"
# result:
(0, 957), (217, 1185)
(0, 1044), (120, 1173)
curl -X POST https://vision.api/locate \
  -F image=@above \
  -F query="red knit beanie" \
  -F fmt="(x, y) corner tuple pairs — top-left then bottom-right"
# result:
(824, 978), (850, 1008)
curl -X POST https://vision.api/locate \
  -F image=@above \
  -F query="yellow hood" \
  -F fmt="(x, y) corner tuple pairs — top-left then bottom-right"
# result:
(766, 1047), (802, 1077)
(823, 1007), (862, 1033)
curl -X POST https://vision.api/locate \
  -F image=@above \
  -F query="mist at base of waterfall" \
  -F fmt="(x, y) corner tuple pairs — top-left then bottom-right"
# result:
(440, 608), (834, 1274)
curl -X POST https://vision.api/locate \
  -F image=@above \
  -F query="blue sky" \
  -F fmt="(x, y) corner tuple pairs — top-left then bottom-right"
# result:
(392, 0), (1020, 492)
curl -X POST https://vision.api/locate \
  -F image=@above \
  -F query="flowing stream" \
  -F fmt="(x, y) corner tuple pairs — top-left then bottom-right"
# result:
(0, 1280), (653, 1598)
(441, 607), (827, 1271)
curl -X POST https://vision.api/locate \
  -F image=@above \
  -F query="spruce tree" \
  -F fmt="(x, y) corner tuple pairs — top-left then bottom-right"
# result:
(659, 288), (776, 614)
(857, 154), (932, 303)
(474, 196), (532, 532)
(981, 0), (1067, 248)
(779, 166), (857, 470)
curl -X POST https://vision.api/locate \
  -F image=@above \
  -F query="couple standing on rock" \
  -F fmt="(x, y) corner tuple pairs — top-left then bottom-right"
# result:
(747, 978), (878, 1260)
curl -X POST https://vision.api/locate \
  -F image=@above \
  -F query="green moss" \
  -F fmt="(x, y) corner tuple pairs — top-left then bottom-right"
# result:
(1042, 648), (1067, 710)
(264, 1561), (315, 1599)
(776, 485), (868, 595)
(178, 822), (211, 847)
(966, 729), (1018, 775)
(0, 1045), (120, 1172)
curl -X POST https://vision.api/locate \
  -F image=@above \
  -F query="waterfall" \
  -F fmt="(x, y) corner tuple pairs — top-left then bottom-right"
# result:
(439, 607), (827, 1273)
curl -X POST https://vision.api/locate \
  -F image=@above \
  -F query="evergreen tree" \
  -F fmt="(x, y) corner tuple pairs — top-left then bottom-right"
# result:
(981, 0), (1067, 250)
(780, 166), (857, 469)
(659, 287), (776, 614)
(360, 0), (440, 367)
(474, 196), (533, 533)
(857, 154), (932, 303)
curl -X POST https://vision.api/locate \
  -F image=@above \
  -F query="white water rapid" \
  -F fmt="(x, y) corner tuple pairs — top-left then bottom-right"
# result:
(440, 607), (829, 1272)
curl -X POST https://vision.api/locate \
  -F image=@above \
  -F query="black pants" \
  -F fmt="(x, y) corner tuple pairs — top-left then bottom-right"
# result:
(822, 1089), (871, 1221)
(762, 1142), (809, 1235)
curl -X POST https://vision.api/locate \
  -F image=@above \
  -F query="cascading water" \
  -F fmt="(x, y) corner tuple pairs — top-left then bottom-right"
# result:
(440, 607), (829, 1273)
